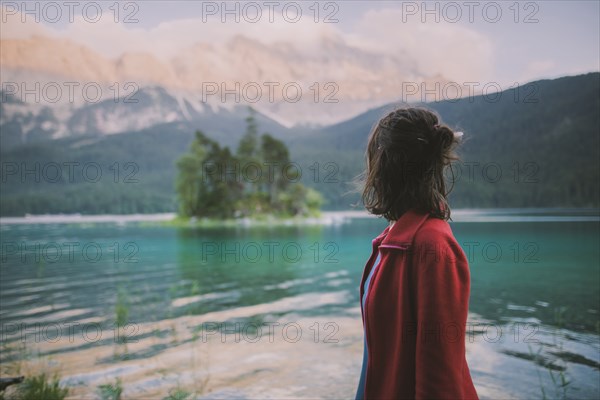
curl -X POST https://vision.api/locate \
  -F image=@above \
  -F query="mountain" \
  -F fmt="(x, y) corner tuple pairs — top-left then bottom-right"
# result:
(294, 72), (600, 209)
(0, 34), (452, 128)
(0, 86), (296, 150)
(0, 73), (598, 216)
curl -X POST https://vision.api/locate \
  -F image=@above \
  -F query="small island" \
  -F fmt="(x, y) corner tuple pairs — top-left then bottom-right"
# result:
(173, 109), (324, 226)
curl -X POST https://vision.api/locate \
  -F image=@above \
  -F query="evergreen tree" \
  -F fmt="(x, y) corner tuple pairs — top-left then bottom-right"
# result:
(237, 107), (261, 194)
(175, 130), (208, 217)
(237, 107), (259, 161)
(260, 133), (290, 206)
(203, 145), (243, 218)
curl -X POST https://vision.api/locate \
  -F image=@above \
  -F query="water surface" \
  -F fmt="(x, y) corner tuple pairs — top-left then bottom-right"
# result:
(0, 209), (598, 399)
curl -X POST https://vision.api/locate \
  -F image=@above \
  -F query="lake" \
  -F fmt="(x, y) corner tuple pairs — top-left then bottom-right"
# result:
(0, 209), (598, 399)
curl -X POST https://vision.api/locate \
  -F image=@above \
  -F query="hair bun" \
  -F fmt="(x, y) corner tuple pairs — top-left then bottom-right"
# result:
(432, 124), (454, 151)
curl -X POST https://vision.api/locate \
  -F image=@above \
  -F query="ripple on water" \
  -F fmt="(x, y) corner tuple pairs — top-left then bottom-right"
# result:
(506, 303), (537, 313)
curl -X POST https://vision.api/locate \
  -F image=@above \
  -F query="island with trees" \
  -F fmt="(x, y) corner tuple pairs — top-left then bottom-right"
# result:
(174, 109), (323, 224)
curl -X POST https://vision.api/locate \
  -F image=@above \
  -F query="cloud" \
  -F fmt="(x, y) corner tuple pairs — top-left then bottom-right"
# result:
(1, 4), (340, 60)
(1, 5), (55, 38)
(1, 4), (498, 125)
(350, 8), (495, 83)
(1, 3), (494, 83)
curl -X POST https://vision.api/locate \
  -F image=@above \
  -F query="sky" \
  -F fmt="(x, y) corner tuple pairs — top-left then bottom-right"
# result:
(136, 0), (600, 85)
(1, 0), (599, 112)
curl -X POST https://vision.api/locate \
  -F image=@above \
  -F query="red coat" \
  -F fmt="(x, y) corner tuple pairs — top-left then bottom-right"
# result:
(359, 209), (479, 400)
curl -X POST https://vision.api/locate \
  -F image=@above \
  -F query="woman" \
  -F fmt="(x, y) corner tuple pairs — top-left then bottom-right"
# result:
(355, 107), (479, 400)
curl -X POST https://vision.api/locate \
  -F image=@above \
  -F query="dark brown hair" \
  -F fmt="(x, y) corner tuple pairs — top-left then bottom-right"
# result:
(361, 107), (460, 221)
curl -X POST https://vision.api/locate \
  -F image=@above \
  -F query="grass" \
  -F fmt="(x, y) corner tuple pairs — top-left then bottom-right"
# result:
(113, 286), (131, 359)
(163, 387), (192, 400)
(97, 378), (123, 400)
(527, 306), (572, 400)
(115, 287), (130, 330)
(3, 373), (69, 400)
(189, 329), (210, 396)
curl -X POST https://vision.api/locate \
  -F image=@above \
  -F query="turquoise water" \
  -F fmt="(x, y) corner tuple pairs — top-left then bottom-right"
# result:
(0, 209), (599, 398)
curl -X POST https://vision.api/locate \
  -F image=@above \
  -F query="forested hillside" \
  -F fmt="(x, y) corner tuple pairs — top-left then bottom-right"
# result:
(294, 73), (600, 209)
(1, 73), (598, 216)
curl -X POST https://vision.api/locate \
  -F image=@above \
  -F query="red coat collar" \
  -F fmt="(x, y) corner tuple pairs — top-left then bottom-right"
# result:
(360, 208), (432, 322)
(380, 208), (430, 247)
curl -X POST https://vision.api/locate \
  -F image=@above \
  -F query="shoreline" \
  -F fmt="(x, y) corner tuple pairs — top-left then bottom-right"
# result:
(0, 208), (598, 226)
(0, 211), (371, 226)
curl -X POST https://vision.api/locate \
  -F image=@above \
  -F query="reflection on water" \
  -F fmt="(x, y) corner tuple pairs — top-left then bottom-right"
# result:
(0, 209), (598, 399)
(455, 219), (600, 333)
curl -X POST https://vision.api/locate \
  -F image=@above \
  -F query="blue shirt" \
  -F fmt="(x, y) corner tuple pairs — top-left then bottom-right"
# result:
(356, 251), (381, 400)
